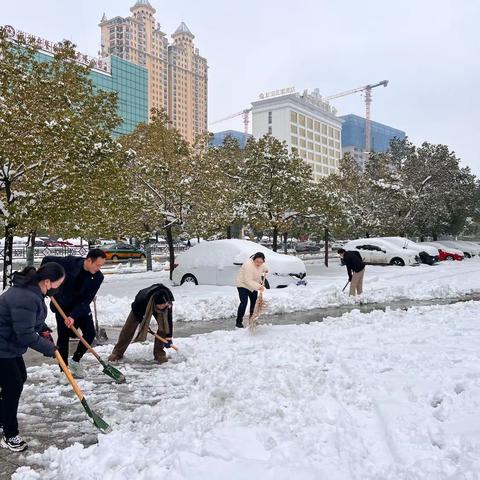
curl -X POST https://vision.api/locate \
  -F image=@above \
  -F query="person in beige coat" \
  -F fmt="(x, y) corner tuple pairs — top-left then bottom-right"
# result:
(235, 252), (268, 328)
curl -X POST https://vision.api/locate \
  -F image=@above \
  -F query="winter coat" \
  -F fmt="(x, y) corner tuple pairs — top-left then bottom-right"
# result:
(0, 276), (55, 358)
(132, 284), (174, 340)
(343, 251), (365, 280)
(236, 259), (268, 292)
(41, 256), (104, 319)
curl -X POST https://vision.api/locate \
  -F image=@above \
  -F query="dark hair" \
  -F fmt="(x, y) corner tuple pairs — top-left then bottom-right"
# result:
(23, 262), (65, 286)
(251, 252), (266, 261)
(86, 248), (107, 261)
(337, 248), (346, 254)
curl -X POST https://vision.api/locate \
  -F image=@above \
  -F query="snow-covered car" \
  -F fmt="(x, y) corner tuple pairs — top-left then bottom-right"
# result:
(343, 238), (419, 266)
(172, 239), (307, 288)
(435, 240), (476, 258)
(446, 240), (480, 257)
(420, 242), (464, 261)
(377, 237), (439, 265)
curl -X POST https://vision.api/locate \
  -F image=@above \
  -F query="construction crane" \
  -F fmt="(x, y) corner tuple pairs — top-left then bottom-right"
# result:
(324, 80), (388, 153)
(209, 108), (252, 144)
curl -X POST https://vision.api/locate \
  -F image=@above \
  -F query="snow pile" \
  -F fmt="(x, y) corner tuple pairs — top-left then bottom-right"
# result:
(95, 260), (480, 325)
(14, 301), (480, 479)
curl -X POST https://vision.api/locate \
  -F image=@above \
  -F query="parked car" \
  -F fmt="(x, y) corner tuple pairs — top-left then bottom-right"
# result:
(377, 237), (439, 265)
(435, 240), (476, 258)
(447, 240), (480, 257)
(420, 242), (464, 261)
(102, 243), (146, 261)
(343, 238), (419, 266)
(172, 239), (307, 288)
(295, 241), (321, 253)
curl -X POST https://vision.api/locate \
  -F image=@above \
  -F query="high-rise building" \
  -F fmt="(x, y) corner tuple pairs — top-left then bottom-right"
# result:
(340, 114), (406, 168)
(99, 0), (208, 143)
(252, 88), (342, 181)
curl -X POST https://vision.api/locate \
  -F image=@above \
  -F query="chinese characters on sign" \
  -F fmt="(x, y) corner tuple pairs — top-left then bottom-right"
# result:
(2, 25), (111, 73)
(258, 87), (296, 100)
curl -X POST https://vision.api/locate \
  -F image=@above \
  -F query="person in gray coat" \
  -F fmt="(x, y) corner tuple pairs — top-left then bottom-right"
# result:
(0, 263), (65, 453)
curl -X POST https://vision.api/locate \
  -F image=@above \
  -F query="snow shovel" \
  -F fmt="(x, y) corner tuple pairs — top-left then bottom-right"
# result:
(55, 350), (111, 434)
(148, 328), (179, 352)
(93, 296), (108, 344)
(342, 280), (350, 292)
(50, 297), (126, 384)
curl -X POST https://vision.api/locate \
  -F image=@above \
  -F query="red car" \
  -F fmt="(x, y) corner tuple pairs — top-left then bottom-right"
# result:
(421, 242), (464, 261)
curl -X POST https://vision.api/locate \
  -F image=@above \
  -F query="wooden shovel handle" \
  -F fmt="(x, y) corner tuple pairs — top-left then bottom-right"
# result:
(55, 350), (84, 400)
(50, 297), (101, 362)
(148, 328), (179, 352)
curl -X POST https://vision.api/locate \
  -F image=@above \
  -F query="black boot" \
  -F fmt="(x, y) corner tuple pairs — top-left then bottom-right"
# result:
(235, 319), (244, 328)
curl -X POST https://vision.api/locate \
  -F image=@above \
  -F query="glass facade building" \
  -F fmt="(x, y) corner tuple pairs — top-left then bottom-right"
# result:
(37, 52), (148, 136)
(210, 130), (251, 149)
(340, 114), (406, 152)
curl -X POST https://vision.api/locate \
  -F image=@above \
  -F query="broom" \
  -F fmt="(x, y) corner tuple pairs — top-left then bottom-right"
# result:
(247, 274), (268, 331)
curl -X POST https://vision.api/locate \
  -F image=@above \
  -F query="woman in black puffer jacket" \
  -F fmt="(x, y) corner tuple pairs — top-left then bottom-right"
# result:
(0, 262), (65, 453)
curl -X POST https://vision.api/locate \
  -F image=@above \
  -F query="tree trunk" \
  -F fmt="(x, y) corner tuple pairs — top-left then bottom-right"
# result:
(166, 224), (175, 280)
(272, 227), (278, 252)
(433, 233), (438, 241)
(145, 238), (153, 272)
(226, 225), (232, 239)
(420, 235), (425, 242)
(283, 232), (288, 254)
(324, 227), (329, 268)
(3, 225), (14, 289)
(26, 230), (36, 267)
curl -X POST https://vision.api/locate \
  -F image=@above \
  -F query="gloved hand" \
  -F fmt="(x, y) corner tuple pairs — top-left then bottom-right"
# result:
(164, 338), (173, 349)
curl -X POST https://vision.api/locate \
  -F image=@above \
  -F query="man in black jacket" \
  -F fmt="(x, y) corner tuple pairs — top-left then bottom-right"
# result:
(41, 249), (106, 378)
(337, 248), (366, 296)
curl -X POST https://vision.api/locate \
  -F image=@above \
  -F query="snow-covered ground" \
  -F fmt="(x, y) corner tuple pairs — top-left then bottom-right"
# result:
(94, 259), (480, 325)
(14, 300), (480, 479)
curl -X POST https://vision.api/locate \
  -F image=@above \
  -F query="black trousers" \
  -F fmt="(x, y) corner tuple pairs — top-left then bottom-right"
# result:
(0, 356), (27, 438)
(236, 287), (258, 322)
(56, 312), (96, 364)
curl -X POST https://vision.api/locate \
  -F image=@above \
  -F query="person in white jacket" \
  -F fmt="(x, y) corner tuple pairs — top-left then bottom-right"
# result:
(235, 252), (268, 328)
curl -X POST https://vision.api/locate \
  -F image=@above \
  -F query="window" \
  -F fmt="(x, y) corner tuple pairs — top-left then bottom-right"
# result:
(307, 131), (313, 140)
(314, 121), (320, 132)
(322, 124), (327, 134)
(307, 117), (313, 129)
(291, 111), (297, 123)
(307, 151), (314, 160)
(291, 136), (298, 145)
(268, 111), (272, 124)
(291, 124), (297, 134)
(299, 128), (306, 138)
(299, 114), (306, 126)
(335, 129), (340, 140)
(307, 141), (313, 150)
(300, 138), (306, 148)
(328, 126), (334, 137)
(315, 134), (321, 142)
(315, 144), (321, 152)
(300, 149), (306, 158)
(268, 126), (272, 134)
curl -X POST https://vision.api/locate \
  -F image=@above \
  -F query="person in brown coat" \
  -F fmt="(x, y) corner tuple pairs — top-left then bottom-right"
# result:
(108, 284), (174, 364)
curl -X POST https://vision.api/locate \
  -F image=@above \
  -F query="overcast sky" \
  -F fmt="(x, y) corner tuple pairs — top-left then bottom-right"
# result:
(2, 0), (479, 173)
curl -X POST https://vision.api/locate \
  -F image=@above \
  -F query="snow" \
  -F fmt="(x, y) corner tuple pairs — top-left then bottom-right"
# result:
(95, 259), (480, 325)
(13, 300), (480, 479)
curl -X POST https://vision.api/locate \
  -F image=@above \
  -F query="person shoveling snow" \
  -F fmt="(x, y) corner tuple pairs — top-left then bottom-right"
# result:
(108, 284), (175, 364)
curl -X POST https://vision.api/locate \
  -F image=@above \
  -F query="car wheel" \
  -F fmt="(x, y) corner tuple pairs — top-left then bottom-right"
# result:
(464, 252), (471, 259)
(264, 279), (270, 290)
(446, 255), (454, 261)
(390, 257), (405, 266)
(111, 255), (119, 261)
(181, 274), (198, 285)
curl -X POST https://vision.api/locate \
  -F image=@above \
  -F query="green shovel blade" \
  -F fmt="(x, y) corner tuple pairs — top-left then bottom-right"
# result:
(102, 362), (126, 384)
(81, 398), (111, 434)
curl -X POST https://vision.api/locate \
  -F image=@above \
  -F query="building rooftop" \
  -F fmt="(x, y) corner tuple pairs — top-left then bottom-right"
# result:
(131, 0), (156, 12)
(173, 22), (194, 38)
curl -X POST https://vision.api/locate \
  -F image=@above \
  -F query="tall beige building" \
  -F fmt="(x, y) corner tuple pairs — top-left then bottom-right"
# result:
(99, 0), (208, 143)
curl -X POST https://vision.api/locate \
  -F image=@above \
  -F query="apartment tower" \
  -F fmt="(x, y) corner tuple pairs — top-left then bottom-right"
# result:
(99, 0), (208, 143)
